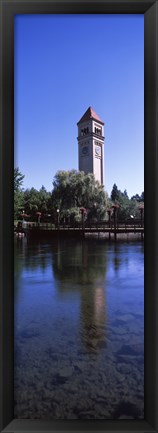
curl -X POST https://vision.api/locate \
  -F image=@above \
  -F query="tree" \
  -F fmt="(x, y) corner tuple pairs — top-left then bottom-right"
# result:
(131, 192), (144, 202)
(116, 193), (137, 221)
(38, 186), (52, 214)
(14, 167), (25, 191)
(51, 170), (109, 223)
(123, 189), (129, 199)
(111, 183), (120, 202)
(22, 186), (52, 221)
(110, 184), (142, 221)
(131, 193), (141, 202)
(14, 168), (25, 219)
(23, 188), (42, 220)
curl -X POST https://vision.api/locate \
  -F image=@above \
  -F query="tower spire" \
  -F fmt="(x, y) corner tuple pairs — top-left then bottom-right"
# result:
(77, 106), (104, 125)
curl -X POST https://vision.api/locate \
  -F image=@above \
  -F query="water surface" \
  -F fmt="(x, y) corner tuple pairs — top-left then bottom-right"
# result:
(14, 238), (144, 419)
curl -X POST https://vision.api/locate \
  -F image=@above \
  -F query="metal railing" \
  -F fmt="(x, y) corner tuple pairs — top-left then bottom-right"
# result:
(15, 218), (144, 232)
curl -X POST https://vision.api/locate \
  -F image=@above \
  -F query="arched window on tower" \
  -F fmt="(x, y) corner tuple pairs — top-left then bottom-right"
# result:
(95, 126), (102, 136)
(81, 127), (89, 136)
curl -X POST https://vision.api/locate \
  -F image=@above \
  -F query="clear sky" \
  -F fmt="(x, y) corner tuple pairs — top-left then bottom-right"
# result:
(14, 14), (144, 199)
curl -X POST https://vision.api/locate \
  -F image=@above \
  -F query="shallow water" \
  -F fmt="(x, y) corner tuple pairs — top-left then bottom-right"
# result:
(14, 237), (144, 419)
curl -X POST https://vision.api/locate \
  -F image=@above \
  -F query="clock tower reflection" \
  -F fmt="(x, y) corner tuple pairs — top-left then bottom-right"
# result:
(52, 239), (107, 354)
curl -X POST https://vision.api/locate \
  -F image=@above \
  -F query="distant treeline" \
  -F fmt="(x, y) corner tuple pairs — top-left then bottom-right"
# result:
(14, 167), (144, 223)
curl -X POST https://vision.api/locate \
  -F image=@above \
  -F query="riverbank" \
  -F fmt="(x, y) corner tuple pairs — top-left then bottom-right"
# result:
(85, 232), (144, 241)
(20, 227), (144, 242)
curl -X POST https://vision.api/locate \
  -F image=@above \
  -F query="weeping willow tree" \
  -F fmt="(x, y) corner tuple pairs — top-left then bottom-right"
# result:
(51, 169), (110, 223)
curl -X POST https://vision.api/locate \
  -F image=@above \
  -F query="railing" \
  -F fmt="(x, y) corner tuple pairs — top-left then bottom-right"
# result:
(15, 218), (144, 231)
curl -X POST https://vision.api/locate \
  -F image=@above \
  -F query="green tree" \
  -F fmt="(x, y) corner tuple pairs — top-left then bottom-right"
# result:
(23, 186), (52, 221)
(131, 191), (144, 202)
(111, 183), (120, 202)
(110, 184), (142, 221)
(123, 189), (129, 199)
(38, 186), (52, 214)
(23, 188), (41, 220)
(14, 168), (25, 219)
(131, 193), (141, 202)
(51, 170), (109, 223)
(14, 167), (25, 191)
(118, 189), (133, 219)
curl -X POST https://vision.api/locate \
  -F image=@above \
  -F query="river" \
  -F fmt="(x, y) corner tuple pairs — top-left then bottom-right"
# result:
(14, 237), (144, 419)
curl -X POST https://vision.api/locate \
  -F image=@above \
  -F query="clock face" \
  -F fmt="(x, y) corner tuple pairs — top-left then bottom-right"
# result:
(95, 145), (101, 157)
(82, 146), (89, 156)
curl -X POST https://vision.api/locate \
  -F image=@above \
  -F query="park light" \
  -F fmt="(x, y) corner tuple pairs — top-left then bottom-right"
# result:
(111, 204), (119, 238)
(20, 212), (30, 221)
(111, 203), (119, 210)
(107, 208), (112, 230)
(80, 207), (87, 214)
(111, 204), (119, 218)
(138, 204), (144, 213)
(57, 208), (60, 229)
(138, 204), (144, 228)
(80, 207), (87, 232)
(36, 211), (42, 224)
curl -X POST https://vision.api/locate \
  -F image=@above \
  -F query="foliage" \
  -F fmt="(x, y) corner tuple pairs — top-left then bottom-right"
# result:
(14, 167), (25, 191)
(14, 168), (144, 224)
(111, 183), (120, 202)
(23, 187), (52, 221)
(131, 191), (144, 202)
(51, 170), (109, 222)
(14, 169), (52, 220)
(14, 168), (25, 219)
(110, 183), (144, 221)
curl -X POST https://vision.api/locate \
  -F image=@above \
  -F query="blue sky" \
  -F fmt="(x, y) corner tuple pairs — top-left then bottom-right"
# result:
(14, 14), (144, 198)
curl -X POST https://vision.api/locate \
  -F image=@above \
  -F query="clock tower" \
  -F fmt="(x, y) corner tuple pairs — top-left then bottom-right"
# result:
(77, 107), (104, 185)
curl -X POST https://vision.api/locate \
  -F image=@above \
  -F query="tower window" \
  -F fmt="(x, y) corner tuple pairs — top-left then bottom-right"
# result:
(81, 127), (89, 136)
(95, 126), (102, 136)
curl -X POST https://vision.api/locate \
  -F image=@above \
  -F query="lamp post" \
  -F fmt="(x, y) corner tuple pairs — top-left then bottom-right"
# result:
(138, 204), (144, 228)
(138, 204), (144, 240)
(57, 208), (60, 230)
(107, 208), (112, 241)
(80, 207), (87, 235)
(111, 204), (119, 241)
(107, 208), (112, 228)
(20, 212), (30, 233)
(36, 212), (41, 226)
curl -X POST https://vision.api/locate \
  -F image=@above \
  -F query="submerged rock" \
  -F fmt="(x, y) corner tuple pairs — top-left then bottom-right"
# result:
(58, 366), (74, 378)
(111, 400), (142, 419)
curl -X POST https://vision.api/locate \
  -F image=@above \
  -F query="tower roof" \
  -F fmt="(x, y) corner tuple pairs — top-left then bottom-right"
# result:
(77, 106), (104, 125)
